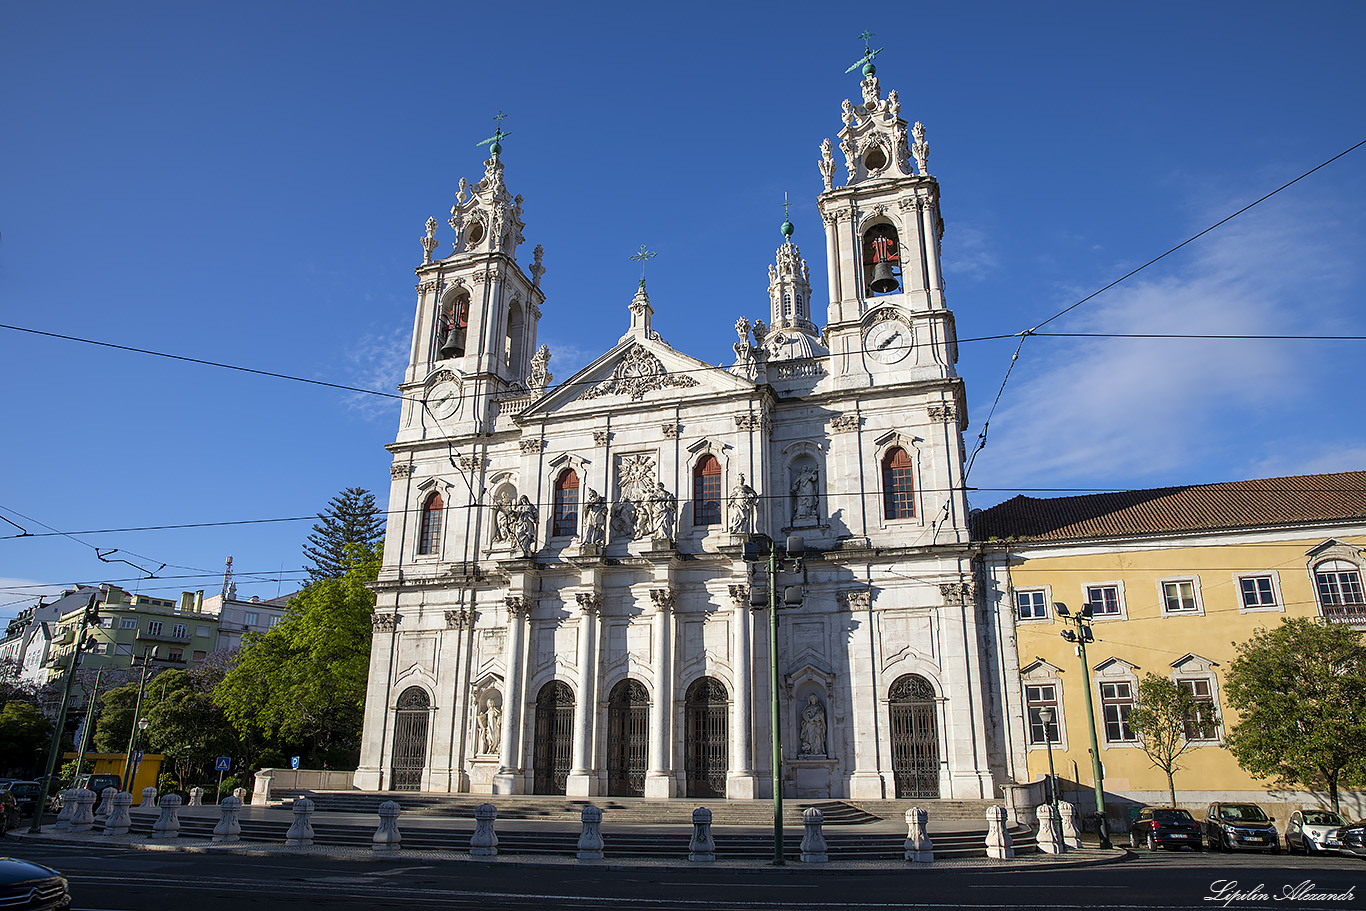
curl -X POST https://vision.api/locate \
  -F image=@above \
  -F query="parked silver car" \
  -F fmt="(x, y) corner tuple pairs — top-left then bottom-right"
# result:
(1285, 809), (1347, 855)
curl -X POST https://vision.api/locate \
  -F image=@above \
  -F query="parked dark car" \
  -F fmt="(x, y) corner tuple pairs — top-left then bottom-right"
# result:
(2, 782), (43, 819)
(1129, 807), (1203, 850)
(1285, 809), (1347, 855)
(0, 794), (19, 835)
(1335, 819), (1366, 858)
(0, 857), (69, 909)
(72, 773), (122, 796)
(1205, 802), (1280, 853)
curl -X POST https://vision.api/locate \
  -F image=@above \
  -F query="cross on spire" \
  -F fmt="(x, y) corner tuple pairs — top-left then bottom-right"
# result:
(629, 244), (658, 289)
(477, 111), (512, 158)
(845, 30), (884, 74)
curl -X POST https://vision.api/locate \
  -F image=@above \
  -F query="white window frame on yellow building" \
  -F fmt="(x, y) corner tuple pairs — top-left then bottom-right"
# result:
(1020, 658), (1070, 752)
(1094, 658), (1141, 749)
(1170, 653), (1224, 745)
(1156, 576), (1204, 617)
(1233, 571), (1284, 613)
(1082, 580), (1127, 620)
(1013, 585), (1052, 624)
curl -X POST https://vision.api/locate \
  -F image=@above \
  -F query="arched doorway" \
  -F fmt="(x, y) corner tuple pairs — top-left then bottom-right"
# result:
(533, 681), (574, 795)
(389, 687), (430, 791)
(888, 674), (940, 798)
(606, 679), (650, 797)
(684, 677), (729, 798)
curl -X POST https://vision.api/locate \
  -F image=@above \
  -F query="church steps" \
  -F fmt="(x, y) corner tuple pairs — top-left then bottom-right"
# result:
(269, 790), (1002, 826)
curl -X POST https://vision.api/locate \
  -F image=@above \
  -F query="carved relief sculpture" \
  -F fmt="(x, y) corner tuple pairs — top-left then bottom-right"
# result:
(611, 453), (657, 542)
(527, 344), (553, 394)
(582, 345), (700, 402)
(800, 694), (828, 756)
(727, 473), (759, 536)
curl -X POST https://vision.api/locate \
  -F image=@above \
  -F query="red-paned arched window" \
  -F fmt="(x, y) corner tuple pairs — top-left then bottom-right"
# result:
(418, 491), (443, 555)
(882, 447), (915, 519)
(693, 455), (722, 526)
(553, 469), (579, 537)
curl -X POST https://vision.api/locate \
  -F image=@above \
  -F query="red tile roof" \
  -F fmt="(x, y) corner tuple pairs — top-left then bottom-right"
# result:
(972, 471), (1366, 542)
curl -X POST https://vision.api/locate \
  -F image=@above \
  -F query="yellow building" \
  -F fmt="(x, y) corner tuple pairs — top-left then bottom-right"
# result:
(975, 471), (1366, 820)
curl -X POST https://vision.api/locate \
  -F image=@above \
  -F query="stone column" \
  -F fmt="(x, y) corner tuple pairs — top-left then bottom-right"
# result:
(493, 596), (530, 795)
(727, 586), (756, 798)
(354, 611), (400, 790)
(919, 195), (943, 298)
(645, 588), (676, 798)
(567, 593), (600, 797)
(843, 590), (885, 799)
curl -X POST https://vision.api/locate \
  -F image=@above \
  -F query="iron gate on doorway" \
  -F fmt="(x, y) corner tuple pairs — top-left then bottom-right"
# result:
(533, 681), (575, 795)
(606, 679), (649, 797)
(389, 687), (430, 791)
(889, 674), (940, 799)
(685, 676), (729, 798)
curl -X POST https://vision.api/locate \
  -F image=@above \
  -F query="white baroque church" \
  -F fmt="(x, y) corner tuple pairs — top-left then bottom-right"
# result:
(355, 63), (1018, 801)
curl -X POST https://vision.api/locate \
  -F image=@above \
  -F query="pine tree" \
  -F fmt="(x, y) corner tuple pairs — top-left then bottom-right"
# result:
(302, 488), (385, 583)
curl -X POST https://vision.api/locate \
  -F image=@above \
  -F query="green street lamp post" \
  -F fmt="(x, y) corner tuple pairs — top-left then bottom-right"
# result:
(1057, 602), (1111, 848)
(121, 648), (158, 792)
(743, 533), (807, 866)
(1038, 705), (1058, 807)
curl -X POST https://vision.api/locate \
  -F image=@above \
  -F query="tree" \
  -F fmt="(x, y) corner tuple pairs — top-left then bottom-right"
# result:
(302, 487), (384, 583)
(217, 542), (379, 768)
(1223, 617), (1366, 813)
(0, 702), (53, 776)
(144, 670), (239, 787)
(1128, 673), (1209, 808)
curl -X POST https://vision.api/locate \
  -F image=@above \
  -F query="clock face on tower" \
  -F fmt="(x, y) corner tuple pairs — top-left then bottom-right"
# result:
(427, 380), (463, 419)
(864, 319), (912, 364)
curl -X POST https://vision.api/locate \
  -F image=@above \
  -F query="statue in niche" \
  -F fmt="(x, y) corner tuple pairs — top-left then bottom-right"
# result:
(475, 696), (502, 755)
(793, 465), (820, 520)
(513, 495), (537, 556)
(491, 490), (515, 544)
(581, 488), (607, 547)
(649, 483), (678, 541)
(727, 473), (759, 535)
(800, 694), (827, 756)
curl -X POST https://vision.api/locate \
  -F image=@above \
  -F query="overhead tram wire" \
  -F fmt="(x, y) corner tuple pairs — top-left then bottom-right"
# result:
(961, 136), (1366, 481)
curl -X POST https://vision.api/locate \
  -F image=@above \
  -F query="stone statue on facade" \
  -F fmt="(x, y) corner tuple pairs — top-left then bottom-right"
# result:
(581, 488), (607, 547)
(527, 344), (552, 394)
(514, 495), (537, 556)
(793, 465), (819, 520)
(727, 473), (759, 535)
(491, 490), (515, 544)
(649, 482), (677, 541)
(475, 696), (501, 755)
(800, 694), (827, 756)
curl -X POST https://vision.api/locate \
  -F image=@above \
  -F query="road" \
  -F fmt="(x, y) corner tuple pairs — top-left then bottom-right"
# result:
(7, 842), (1361, 910)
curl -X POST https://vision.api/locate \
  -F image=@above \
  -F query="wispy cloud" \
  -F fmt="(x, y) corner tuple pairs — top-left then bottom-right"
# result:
(970, 196), (1360, 494)
(942, 224), (998, 281)
(338, 324), (410, 420)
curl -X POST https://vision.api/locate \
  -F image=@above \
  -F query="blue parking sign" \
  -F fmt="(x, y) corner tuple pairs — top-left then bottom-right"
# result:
(215, 757), (231, 772)
(290, 756), (301, 770)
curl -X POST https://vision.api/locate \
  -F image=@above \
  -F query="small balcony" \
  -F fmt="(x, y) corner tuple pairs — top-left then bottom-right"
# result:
(1323, 602), (1366, 629)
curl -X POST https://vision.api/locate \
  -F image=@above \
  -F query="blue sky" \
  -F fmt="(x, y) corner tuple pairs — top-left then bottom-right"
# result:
(3, 1), (1363, 615)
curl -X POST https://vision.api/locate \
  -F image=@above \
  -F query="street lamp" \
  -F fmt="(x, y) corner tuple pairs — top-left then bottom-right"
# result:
(1056, 602), (1111, 848)
(1037, 706), (1058, 807)
(29, 592), (100, 834)
(743, 533), (807, 867)
(121, 648), (158, 792)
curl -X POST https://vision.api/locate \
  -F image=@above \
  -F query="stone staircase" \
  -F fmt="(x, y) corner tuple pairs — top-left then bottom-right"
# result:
(118, 809), (1037, 859)
(269, 790), (1003, 827)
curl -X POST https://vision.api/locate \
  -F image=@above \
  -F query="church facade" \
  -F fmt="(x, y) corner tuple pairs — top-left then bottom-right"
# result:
(355, 65), (1020, 800)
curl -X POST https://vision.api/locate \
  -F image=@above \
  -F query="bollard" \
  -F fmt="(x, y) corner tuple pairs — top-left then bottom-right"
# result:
(54, 789), (78, 831)
(373, 800), (401, 853)
(800, 807), (828, 863)
(138, 786), (158, 808)
(69, 789), (97, 833)
(688, 807), (715, 863)
(1057, 800), (1081, 850)
(213, 795), (242, 843)
(152, 793), (182, 839)
(286, 797), (315, 847)
(1035, 804), (1064, 854)
(103, 792), (133, 837)
(188, 787), (204, 807)
(576, 804), (604, 862)
(904, 807), (934, 863)
(232, 787), (247, 801)
(985, 805), (1015, 859)
(96, 787), (117, 818)
(469, 802), (498, 856)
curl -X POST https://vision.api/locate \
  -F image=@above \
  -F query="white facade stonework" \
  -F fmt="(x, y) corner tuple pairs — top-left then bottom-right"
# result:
(356, 70), (1017, 800)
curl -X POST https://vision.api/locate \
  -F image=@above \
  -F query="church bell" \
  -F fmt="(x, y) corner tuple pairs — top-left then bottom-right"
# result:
(868, 261), (899, 294)
(438, 328), (464, 360)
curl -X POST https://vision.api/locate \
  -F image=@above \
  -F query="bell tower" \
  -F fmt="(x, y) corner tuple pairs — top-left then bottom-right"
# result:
(765, 209), (828, 362)
(404, 118), (545, 436)
(816, 50), (957, 384)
